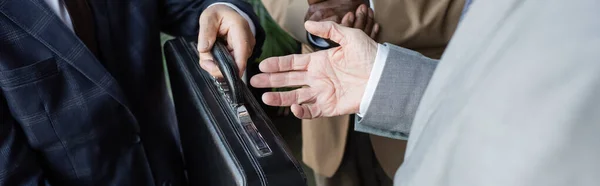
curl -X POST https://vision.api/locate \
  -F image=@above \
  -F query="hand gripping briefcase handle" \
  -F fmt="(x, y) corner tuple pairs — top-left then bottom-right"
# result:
(211, 39), (243, 105)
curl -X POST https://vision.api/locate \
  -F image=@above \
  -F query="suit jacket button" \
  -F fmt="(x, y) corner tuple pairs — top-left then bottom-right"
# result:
(133, 135), (141, 143)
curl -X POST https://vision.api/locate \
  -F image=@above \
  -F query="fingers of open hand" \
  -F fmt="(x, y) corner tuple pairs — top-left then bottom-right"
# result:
(258, 54), (311, 73)
(262, 88), (313, 107)
(250, 71), (307, 88)
(262, 89), (321, 119)
(291, 104), (320, 119)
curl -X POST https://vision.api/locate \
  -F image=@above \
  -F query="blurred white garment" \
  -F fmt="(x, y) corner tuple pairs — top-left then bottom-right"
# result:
(395, 0), (600, 185)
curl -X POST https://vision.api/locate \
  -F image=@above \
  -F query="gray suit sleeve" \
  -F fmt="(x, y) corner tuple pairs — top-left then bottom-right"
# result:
(355, 43), (439, 140)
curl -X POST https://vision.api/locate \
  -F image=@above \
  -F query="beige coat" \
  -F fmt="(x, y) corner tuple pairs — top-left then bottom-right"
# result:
(261, 0), (464, 179)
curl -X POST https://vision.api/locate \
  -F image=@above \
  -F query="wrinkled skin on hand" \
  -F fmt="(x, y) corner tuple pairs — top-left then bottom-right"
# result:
(251, 21), (378, 119)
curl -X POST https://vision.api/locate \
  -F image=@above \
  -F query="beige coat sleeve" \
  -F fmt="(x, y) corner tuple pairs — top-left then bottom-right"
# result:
(374, 0), (465, 59)
(262, 0), (464, 59)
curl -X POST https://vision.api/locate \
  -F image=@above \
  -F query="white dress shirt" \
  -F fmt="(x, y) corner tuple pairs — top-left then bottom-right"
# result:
(43, 0), (255, 35)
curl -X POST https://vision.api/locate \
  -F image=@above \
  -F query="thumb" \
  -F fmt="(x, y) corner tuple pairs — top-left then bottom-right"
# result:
(305, 21), (350, 46)
(197, 12), (219, 53)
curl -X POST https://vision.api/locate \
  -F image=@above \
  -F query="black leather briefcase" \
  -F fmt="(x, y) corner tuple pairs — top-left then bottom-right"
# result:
(163, 37), (306, 186)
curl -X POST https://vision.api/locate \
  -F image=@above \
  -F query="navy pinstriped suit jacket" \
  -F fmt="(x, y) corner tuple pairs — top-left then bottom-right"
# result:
(0, 0), (264, 185)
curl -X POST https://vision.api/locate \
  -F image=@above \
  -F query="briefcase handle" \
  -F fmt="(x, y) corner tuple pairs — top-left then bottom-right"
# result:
(212, 39), (243, 105)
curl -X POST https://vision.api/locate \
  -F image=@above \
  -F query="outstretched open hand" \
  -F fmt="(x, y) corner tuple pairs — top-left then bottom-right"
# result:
(250, 21), (378, 119)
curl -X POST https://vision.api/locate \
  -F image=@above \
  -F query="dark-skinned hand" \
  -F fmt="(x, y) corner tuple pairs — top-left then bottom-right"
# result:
(306, 1), (378, 39)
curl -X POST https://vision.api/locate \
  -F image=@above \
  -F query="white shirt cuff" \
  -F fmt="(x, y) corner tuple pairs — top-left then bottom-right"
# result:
(208, 3), (256, 36)
(358, 43), (389, 117)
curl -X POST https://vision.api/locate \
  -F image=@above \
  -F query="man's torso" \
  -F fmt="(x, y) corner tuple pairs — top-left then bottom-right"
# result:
(0, 0), (183, 185)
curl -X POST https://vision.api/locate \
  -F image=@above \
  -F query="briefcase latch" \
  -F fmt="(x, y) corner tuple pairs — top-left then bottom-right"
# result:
(236, 105), (273, 157)
(212, 77), (272, 157)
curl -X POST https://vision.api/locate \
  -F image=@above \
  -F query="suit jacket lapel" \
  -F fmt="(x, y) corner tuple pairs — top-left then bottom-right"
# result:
(0, 0), (131, 109)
